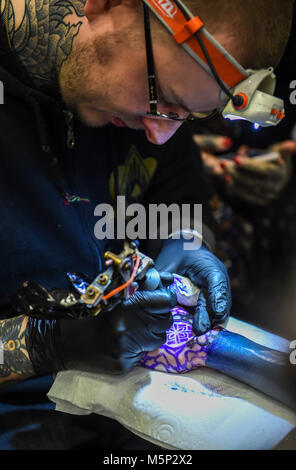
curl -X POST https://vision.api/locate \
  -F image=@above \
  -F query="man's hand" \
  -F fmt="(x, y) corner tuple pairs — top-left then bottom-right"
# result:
(193, 133), (233, 178)
(221, 141), (296, 206)
(12, 279), (177, 375)
(155, 237), (231, 336)
(194, 134), (296, 206)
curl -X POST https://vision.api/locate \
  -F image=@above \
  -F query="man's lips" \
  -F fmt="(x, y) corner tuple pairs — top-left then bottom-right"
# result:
(111, 117), (127, 128)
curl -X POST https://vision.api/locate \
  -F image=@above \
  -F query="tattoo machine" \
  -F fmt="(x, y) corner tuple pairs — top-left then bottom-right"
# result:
(69, 241), (200, 317)
(68, 241), (154, 316)
(12, 241), (200, 320)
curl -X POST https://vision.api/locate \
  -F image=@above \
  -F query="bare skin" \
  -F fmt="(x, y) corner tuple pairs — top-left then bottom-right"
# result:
(1, 0), (223, 144)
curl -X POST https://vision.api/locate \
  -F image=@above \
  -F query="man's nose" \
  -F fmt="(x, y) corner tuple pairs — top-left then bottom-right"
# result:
(141, 117), (183, 145)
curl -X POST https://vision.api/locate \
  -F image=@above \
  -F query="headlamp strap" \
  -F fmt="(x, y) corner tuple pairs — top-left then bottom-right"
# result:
(173, 16), (204, 43)
(143, 0), (249, 89)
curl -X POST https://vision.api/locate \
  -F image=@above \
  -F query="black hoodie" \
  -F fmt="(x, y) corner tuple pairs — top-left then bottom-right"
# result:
(0, 23), (214, 316)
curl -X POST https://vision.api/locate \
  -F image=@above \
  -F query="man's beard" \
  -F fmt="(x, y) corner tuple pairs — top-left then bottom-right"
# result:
(58, 39), (112, 127)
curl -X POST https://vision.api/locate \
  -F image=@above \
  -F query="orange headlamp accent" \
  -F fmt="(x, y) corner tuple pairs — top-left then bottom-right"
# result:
(271, 108), (285, 120)
(278, 111), (285, 120)
(234, 93), (248, 110)
(173, 16), (204, 44)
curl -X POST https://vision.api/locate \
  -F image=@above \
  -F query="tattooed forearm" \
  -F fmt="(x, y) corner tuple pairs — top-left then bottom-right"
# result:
(140, 330), (219, 373)
(140, 306), (220, 373)
(0, 315), (35, 387)
(140, 306), (296, 410)
(0, 0), (86, 91)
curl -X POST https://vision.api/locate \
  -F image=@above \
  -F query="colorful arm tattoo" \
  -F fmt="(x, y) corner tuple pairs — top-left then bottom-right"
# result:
(140, 306), (220, 373)
(140, 306), (296, 410)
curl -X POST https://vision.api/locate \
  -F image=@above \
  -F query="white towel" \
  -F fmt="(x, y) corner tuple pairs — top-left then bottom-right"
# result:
(48, 317), (296, 450)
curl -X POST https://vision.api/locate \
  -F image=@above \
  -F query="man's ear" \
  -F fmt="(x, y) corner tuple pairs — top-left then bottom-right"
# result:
(84, 0), (122, 22)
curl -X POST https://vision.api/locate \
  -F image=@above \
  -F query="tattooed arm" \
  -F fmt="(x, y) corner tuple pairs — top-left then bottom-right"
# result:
(140, 307), (296, 410)
(0, 315), (35, 388)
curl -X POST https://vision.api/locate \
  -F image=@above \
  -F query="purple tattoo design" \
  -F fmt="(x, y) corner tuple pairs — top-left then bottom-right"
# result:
(140, 306), (220, 373)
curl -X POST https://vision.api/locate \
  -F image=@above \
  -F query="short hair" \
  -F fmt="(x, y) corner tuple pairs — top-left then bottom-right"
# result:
(151, 0), (294, 69)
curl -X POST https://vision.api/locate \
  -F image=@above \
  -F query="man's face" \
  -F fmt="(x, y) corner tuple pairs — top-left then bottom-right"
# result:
(59, 9), (223, 145)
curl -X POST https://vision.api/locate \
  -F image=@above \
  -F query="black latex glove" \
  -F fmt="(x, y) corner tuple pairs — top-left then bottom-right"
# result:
(155, 236), (231, 335)
(14, 281), (177, 375)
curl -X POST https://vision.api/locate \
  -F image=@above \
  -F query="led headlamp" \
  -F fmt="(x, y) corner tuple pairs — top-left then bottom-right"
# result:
(142, 0), (285, 127)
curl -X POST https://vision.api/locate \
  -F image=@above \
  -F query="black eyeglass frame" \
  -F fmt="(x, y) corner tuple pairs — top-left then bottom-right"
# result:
(143, 3), (218, 122)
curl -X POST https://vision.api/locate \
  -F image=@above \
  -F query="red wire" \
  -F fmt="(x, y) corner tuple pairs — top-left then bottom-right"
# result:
(101, 255), (140, 301)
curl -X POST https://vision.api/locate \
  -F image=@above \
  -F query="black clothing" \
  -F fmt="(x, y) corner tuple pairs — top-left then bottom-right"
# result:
(0, 19), (213, 449)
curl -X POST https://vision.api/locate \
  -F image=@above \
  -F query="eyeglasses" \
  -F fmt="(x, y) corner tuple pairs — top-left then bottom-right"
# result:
(143, 3), (218, 122)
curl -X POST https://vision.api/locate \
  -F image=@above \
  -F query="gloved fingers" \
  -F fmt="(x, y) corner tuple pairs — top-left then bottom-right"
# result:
(124, 288), (177, 314)
(189, 264), (231, 328)
(206, 271), (231, 321)
(141, 331), (168, 353)
(120, 331), (167, 365)
(144, 288), (177, 314)
(159, 272), (175, 288)
(140, 269), (173, 291)
(147, 331), (168, 351)
(132, 330), (168, 353)
(117, 349), (145, 371)
(12, 280), (51, 314)
(192, 290), (212, 336)
(212, 310), (229, 329)
(140, 267), (161, 290)
(139, 309), (174, 334)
